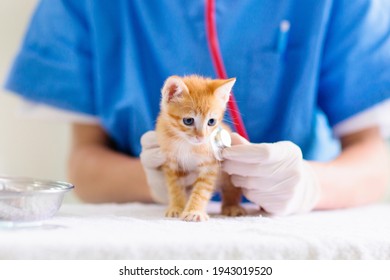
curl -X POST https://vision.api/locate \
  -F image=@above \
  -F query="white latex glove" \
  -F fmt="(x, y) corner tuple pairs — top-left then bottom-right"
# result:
(222, 133), (321, 215)
(140, 131), (169, 204)
(140, 131), (197, 204)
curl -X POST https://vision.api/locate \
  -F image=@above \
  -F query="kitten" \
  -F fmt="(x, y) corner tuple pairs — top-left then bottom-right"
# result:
(156, 75), (246, 222)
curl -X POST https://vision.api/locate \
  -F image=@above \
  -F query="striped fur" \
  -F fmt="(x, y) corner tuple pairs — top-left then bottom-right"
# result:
(156, 75), (246, 222)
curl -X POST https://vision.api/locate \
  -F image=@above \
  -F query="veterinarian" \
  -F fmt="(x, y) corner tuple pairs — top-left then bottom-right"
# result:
(5, 0), (390, 215)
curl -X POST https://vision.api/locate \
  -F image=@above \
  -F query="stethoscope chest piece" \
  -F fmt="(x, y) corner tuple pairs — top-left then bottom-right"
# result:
(210, 126), (231, 161)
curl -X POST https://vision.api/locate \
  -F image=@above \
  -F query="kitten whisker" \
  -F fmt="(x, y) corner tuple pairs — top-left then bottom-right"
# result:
(223, 119), (239, 126)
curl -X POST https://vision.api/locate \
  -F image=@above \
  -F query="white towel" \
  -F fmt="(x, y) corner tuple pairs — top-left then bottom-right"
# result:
(0, 202), (389, 259)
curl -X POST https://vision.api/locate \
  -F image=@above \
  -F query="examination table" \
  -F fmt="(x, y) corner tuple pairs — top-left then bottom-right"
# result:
(1, 202), (389, 259)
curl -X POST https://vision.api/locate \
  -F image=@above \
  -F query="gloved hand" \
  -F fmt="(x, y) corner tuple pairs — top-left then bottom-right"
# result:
(140, 131), (169, 204)
(140, 131), (197, 204)
(222, 133), (321, 215)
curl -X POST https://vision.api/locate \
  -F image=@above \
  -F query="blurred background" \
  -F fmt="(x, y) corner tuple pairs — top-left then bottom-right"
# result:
(0, 1), (77, 202)
(0, 1), (389, 203)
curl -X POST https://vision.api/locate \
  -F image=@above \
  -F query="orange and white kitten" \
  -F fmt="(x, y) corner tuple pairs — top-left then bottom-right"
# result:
(156, 75), (246, 222)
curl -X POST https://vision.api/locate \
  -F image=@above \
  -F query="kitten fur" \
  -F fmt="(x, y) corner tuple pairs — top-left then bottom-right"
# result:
(156, 75), (246, 222)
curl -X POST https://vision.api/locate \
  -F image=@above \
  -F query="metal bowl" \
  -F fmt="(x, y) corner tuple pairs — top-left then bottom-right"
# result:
(0, 177), (74, 222)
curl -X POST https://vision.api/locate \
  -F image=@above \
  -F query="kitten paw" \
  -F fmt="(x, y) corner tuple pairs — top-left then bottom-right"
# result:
(181, 211), (209, 222)
(165, 207), (183, 218)
(222, 205), (247, 217)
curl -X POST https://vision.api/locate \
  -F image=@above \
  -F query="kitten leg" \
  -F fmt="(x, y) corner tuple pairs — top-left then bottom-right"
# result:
(221, 172), (247, 217)
(164, 166), (187, 218)
(181, 165), (218, 222)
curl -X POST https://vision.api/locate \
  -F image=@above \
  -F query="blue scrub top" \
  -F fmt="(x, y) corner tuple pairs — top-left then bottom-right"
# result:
(5, 0), (390, 160)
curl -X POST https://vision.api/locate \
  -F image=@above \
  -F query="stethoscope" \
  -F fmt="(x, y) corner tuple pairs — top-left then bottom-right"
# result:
(205, 0), (248, 160)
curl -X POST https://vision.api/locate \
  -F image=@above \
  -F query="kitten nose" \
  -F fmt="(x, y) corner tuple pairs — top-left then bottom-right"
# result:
(195, 135), (204, 142)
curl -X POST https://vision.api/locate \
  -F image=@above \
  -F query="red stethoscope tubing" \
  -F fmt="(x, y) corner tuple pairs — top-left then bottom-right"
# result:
(205, 0), (249, 140)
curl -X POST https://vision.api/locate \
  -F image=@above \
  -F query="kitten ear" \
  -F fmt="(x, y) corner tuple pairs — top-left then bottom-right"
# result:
(213, 78), (236, 104)
(161, 76), (189, 103)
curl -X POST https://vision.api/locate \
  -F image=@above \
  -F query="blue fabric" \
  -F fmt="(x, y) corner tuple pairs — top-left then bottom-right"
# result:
(5, 0), (390, 161)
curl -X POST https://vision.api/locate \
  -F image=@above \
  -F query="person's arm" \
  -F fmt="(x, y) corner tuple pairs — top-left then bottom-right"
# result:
(222, 127), (389, 215)
(312, 126), (389, 210)
(68, 123), (154, 203)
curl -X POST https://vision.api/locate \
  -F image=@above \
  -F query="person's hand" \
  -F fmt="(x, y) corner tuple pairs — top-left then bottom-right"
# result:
(140, 131), (198, 204)
(140, 131), (169, 204)
(222, 133), (321, 215)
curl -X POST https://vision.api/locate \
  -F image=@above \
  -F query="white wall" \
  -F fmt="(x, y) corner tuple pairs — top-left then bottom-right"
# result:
(0, 1), (77, 202)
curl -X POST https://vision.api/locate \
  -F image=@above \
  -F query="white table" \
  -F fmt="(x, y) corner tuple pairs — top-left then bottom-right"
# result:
(1, 202), (390, 259)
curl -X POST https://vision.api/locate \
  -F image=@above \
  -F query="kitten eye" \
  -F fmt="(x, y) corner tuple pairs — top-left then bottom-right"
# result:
(207, 118), (216, 126)
(183, 118), (194, 126)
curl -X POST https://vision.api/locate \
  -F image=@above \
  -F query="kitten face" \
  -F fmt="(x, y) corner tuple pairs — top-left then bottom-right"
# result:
(160, 75), (235, 146)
